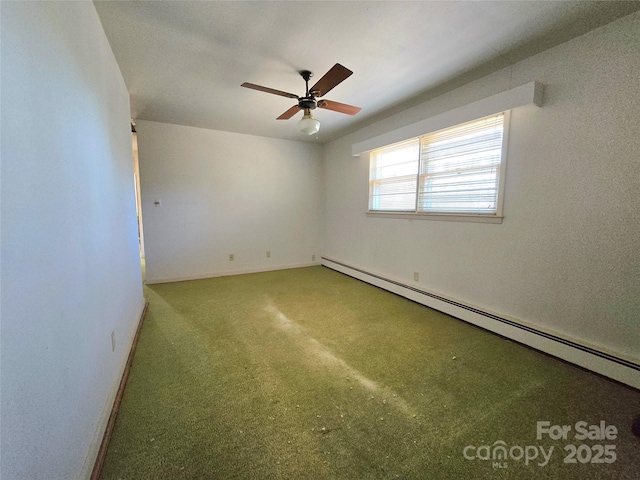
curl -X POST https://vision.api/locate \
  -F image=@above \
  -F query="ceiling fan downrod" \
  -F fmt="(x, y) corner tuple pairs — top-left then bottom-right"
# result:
(299, 70), (316, 110)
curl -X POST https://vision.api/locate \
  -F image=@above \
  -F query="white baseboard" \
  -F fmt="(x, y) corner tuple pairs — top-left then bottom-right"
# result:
(145, 261), (320, 285)
(321, 257), (640, 390)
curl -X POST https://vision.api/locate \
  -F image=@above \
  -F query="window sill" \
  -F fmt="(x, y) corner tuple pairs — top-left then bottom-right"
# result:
(366, 211), (503, 224)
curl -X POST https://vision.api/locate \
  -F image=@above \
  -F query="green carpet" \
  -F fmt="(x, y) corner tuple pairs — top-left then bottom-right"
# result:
(101, 266), (640, 479)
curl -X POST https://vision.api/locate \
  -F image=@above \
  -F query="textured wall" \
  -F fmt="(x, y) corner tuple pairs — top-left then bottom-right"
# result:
(1, 2), (145, 478)
(136, 121), (323, 283)
(322, 12), (640, 362)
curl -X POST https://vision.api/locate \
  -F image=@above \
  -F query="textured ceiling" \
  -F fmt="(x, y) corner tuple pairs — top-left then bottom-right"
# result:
(94, 1), (640, 143)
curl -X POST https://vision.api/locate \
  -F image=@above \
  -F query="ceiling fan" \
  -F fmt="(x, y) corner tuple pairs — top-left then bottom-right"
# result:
(241, 63), (361, 135)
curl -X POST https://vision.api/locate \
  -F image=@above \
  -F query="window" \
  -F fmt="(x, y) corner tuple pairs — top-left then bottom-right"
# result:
(369, 112), (508, 220)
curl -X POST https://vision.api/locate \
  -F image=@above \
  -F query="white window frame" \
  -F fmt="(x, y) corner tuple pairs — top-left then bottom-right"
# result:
(367, 111), (510, 224)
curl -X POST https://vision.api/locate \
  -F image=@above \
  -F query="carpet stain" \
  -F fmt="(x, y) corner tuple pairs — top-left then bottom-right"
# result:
(264, 300), (417, 418)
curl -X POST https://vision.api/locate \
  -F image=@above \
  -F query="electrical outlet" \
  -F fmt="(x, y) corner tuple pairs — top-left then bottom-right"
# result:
(229, 254), (234, 261)
(111, 330), (115, 352)
(312, 254), (316, 262)
(414, 272), (419, 281)
(266, 251), (271, 258)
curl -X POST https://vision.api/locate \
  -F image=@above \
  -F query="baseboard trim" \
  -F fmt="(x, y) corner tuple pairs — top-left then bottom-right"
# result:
(145, 261), (320, 285)
(321, 257), (640, 390)
(90, 301), (149, 480)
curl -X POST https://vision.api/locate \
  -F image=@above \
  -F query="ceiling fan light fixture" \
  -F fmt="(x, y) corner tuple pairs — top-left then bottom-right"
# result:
(297, 108), (320, 135)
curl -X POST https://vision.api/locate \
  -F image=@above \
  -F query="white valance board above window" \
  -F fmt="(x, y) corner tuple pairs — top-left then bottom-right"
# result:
(351, 81), (543, 157)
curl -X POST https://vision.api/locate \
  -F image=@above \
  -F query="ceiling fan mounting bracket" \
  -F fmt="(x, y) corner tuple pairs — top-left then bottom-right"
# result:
(299, 70), (313, 82)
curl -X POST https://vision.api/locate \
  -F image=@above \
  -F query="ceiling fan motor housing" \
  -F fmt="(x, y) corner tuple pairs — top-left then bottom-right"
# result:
(299, 97), (316, 110)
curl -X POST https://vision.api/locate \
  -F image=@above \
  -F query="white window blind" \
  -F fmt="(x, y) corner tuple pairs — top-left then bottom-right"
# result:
(368, 113), (506, 216)
(369, 139), (419, 211)
(418, 114), (504, 214)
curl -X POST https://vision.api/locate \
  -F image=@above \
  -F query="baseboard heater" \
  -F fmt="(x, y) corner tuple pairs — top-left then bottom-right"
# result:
(321, 257), (640, 390)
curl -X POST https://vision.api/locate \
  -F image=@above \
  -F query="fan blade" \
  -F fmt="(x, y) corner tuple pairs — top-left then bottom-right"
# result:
(317, 99), (361, 116)
(309, 64), (353, 97)
(241, 82), (299, 99)
(277, 105), (301, 120)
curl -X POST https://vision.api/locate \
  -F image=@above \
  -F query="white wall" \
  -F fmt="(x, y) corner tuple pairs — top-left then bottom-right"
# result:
(322, 12), (640, 363)
(1, 3), (145, 479)
(136, 121), (323, 283)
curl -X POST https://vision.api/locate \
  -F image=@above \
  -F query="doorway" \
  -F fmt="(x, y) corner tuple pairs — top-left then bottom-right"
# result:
(132, 127), (146, 281)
